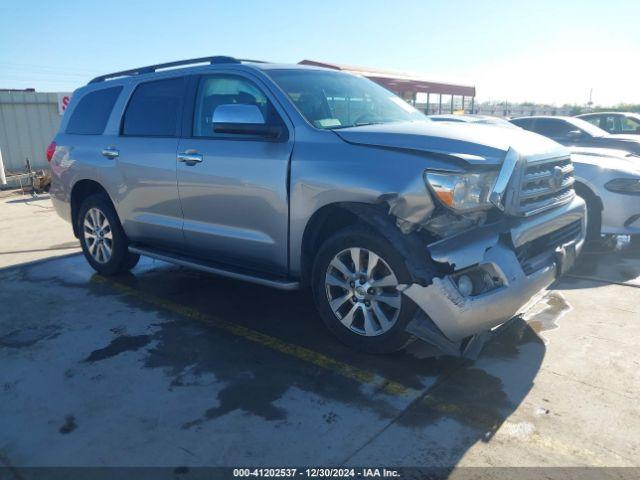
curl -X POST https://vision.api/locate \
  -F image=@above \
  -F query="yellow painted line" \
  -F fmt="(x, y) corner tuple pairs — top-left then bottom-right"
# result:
(92, 276), (418, 397)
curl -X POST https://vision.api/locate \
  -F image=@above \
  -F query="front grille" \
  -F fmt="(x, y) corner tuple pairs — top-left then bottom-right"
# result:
(515, 219), (582, 274)
(509, 156), (575, 216)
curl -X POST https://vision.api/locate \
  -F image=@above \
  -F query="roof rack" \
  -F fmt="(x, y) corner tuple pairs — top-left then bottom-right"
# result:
(88, 56), (267, 84)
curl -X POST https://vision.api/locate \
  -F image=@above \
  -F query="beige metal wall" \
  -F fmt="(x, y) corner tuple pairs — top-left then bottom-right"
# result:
(0, 91), (61, 173)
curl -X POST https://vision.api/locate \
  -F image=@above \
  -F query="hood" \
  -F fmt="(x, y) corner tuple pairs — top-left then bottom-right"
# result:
(332, 121), (567, 166)
(569, 146), (640, 160)
(572, 153), (640, 178)
(609, 134), (640, 142)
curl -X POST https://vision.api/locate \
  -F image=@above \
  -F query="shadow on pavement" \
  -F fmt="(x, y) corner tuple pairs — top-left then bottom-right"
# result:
(92, 259), (547, 466)
(0, 241), (79, 255)
(5, 194), (51, 204)
(563, 237), (640, 288)
(0, 253), (550, 468)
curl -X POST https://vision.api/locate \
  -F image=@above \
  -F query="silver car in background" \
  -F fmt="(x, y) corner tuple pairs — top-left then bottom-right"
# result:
(510, 116), (640, 155)
(48, 56), (586, 356)
(576, 112), (640, 136)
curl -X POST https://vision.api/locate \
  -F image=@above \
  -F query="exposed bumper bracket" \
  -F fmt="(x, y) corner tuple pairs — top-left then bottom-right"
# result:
(402, 196), (586, 344)
(406, 311), (494, 359)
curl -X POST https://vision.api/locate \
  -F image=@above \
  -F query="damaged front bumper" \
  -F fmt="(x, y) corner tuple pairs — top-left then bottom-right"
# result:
(402, 195), (586, 344)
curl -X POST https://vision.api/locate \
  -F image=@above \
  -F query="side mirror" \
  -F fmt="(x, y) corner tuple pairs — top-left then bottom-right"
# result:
(212, 104), (282, 138)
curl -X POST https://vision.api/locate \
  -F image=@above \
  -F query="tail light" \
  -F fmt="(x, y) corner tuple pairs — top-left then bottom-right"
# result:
(46, 141), (56, 162)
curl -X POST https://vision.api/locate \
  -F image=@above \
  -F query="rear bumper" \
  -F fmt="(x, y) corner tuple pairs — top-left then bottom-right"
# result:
(403, 196), (586, 341)
(50, 190), (72, 224)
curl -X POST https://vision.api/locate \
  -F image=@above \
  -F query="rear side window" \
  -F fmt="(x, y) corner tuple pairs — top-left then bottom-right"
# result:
(66, 87), (122, 135)
(122, 77), (185, 137)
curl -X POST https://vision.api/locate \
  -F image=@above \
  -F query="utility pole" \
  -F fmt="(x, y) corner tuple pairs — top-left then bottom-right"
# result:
(587, 88), (593, 110)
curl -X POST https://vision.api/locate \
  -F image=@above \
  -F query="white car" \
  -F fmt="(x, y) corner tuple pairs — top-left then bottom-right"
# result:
(570, 147), (640, 242)
(427, 114), (520, 129)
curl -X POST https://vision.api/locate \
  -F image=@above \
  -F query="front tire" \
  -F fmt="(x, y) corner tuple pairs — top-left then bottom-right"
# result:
(576, 190), (602, 243)
(311, 225), (417, 354)
(77, 193), (139, 275)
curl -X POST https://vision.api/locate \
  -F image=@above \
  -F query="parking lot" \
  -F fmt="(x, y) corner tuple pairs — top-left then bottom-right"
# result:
(1, 192), (639, 473)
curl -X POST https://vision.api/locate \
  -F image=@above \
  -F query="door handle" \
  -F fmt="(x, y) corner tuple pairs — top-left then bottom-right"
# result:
(177, 150), (203, 165)
(101, 146), (119, 159)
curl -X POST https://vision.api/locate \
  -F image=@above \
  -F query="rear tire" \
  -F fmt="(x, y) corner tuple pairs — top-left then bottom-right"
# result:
(77, 193), (139, 275)
(311, 225), (417, 354)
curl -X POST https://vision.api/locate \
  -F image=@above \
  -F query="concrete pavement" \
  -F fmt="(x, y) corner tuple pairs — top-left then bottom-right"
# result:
(0, 192), (639, 474)
(0, 191), (80, 269)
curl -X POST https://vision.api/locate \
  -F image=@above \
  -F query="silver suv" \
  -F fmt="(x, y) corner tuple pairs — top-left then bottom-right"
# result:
(49, 56), (586, 355)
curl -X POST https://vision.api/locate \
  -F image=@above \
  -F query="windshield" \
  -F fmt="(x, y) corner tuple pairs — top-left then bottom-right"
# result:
(267, 69), (426, 129)
(569, 117), (609, 137)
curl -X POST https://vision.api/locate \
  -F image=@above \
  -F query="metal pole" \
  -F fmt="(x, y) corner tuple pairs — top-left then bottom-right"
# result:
(426, 93), (430, 114)
(462, 96), (465, 113)
(0, 147), (6, 186)
(450, 95), (454, 113)
(438, 94), (442, 114)
(26, 157), (37, 197)
(470, 96), (475, 114)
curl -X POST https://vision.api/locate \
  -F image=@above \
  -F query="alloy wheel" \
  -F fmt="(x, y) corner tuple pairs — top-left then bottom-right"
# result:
(83, 207), (113, 264)
(325, 247), (401, 337)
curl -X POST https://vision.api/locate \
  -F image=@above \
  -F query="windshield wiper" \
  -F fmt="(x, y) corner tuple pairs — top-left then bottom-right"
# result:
(354, 121), (385, 127)
(327, 122), (385, 130)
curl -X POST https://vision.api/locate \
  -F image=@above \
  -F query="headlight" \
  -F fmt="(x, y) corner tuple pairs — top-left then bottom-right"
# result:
(605, 178), (640, 194)
(424, 170), (499, 212)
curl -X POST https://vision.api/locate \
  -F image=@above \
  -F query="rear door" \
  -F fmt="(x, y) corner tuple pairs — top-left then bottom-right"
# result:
(113, 76), (188, 250)
(176, 72), (293, 274)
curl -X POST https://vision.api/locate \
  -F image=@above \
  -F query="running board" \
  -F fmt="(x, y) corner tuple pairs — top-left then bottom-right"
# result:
(128, 245), (300, 291)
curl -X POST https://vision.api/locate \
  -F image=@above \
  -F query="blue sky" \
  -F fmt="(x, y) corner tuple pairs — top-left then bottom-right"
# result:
(1, 0), (638, 105)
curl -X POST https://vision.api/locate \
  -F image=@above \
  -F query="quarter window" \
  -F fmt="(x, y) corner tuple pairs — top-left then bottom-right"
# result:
(122, 77), (185, 136)
(66, 87), (122, 135)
